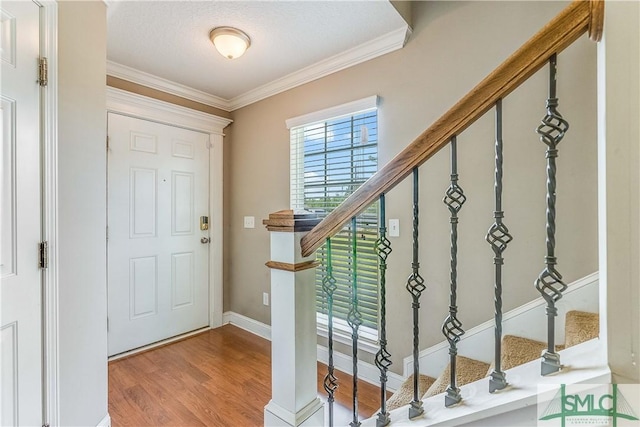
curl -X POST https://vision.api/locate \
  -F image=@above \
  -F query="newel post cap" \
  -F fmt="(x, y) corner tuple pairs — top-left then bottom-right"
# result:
(263, 209), (321, 232)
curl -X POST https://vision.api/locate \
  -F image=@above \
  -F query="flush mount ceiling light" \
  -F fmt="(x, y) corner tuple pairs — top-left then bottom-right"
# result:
(209, 27), (251, 60)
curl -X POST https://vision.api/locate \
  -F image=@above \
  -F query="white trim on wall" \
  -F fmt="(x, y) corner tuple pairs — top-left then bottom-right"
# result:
(221, 311), (402, 392)
(229, 27), (408, 111)
(106, 87), (232, 330)
(222, 312), (272, 341)
(316, 345), (404, 393)
(96, 413), (111, 427)
(106, 25), (409, 112)
(39, 1), (59, 425)
(209, 133), (224, 328)
(285, 95), (379, 130)
(106, 87), (232, 135)
(107, 62), (230, 112)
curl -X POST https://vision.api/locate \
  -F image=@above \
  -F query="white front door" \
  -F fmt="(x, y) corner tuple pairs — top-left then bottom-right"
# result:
(107, 113), (210, 356)
(1, 1), (43, 425)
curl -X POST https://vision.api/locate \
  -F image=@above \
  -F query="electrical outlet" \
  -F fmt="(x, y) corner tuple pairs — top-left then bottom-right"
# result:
(389, 219), (400, 237)
(244, 216), (255, 228)
(263, 292), (269, 306)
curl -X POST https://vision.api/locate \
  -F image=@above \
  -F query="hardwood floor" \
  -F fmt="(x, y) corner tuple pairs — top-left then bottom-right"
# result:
(109, 325), (385, 426)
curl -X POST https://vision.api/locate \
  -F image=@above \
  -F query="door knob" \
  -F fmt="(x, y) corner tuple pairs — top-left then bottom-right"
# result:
(201, 237), (210, 244)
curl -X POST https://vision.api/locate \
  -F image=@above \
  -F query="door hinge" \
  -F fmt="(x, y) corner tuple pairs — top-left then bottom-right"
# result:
(106, 226), (109, 241)
(106, 136), (110, 151)
(39, 241), (48, 269)
(38, 57), (48, 87)
(107, 317), (109, 332)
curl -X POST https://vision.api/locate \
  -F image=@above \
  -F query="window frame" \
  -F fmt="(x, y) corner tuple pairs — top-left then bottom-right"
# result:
(287, 96), (380, 352)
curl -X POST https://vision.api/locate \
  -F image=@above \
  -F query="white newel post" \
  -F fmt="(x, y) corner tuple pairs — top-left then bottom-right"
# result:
(263, 210), (325, 427)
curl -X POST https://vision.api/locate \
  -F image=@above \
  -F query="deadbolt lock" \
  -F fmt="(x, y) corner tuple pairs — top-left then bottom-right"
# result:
(200, 216), (209, 230)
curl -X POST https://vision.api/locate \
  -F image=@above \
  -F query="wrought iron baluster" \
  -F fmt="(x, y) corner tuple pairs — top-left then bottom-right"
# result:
(486, 99), (513, 393)
(322, 238), (338, 426)
(347, 216), (362, 427)
(442, 136), (466, 407)
(535, 53), (569, 376)
(406, 168), (425, 419)
(375, 194), (392, 427)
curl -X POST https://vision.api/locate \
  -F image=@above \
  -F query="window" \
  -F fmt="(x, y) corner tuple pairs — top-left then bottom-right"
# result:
(288, 97), (379, 343)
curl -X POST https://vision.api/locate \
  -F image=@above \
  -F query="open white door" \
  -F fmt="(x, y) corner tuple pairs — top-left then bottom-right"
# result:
(1, 1), (43, 425)
(107, 113), (210, 356)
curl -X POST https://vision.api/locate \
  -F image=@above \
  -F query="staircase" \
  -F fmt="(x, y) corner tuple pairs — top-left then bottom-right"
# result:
(262, 1), (612, 426)
(384, 308), (600, 419)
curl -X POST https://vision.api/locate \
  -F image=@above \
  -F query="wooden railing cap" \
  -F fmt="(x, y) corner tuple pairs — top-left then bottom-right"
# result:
(263, 209), (322, 232)
(589, 0), (604, 42)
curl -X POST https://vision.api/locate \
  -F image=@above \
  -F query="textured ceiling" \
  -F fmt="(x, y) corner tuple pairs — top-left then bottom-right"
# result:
(107, 1), (407, 101)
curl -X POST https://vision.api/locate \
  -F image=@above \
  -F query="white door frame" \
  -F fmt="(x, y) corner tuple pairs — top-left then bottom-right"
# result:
(38, 1), (59, 425)
(106, 87), (232, 337)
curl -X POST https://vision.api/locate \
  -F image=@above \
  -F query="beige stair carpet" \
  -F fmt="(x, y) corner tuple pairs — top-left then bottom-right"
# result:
(564, 310), (599, 348)
(485, 335), (549, 376)
(499, 335), (548, 370)
(423, 356), (490, 398)
(386, 374), (435, 411)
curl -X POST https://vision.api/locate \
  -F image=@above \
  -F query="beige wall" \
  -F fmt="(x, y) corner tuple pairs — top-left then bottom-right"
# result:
(227, 1), (598, 373)
(58, 1), (108, 424)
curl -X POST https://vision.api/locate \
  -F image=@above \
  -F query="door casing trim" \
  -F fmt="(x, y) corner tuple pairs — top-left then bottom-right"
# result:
(38, 1), (59, 425)
(105, 87), (232, 337)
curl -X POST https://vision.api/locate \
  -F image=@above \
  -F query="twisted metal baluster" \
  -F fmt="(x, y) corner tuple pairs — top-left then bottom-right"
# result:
(442, 136), (466, 407)
(322, 238), (338, 426)
(535, 53), (569, 376)
(486, 100), (513, 393)
(347, 217), (362, 427)
(406, 168), (425, 419)
(375, 194), (392, 427)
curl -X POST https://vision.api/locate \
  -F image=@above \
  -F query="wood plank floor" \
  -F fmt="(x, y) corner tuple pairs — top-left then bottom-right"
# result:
(109, 325), (385, 426)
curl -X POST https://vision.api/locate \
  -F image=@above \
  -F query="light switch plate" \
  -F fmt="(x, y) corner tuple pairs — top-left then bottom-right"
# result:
(263, 292), (269, 306)
(244, 216), (255, 228)
(389, 219), (400, 237)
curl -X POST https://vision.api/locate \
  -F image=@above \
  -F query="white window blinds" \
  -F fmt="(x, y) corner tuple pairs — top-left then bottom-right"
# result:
(290, 102), (379, 330)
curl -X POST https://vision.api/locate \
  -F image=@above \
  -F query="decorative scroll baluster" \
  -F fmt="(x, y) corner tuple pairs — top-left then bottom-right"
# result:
(486, 99), (513, 393)
(442, 136), (466, 407)
(347, 216), (362, 427)
(322, 238), (338, 426)
(406, 168), (425, 419)
(375, 194), (392, 427)
(535, 53), (569, 376)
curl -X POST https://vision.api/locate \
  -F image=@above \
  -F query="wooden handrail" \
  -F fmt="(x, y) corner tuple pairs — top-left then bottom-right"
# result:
(301, 0), (604, 257)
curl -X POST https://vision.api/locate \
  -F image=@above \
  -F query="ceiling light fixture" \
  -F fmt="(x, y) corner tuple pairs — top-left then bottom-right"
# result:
(209, 27), (251, 60)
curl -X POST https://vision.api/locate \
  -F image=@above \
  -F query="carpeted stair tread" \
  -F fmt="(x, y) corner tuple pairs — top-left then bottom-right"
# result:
(501, 335), (548, 369)
(564, 310), (599, 348)
(423, 356), (490, 398)
(485, 335), (548, 376)
(386, 374), (435, 411)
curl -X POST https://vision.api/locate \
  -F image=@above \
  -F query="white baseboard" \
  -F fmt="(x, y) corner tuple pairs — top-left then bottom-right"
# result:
(222, 311), (402, 392)
(97, 413), (111, 427)
(223, 311), (271, 341)
(316, 345), (403, 393)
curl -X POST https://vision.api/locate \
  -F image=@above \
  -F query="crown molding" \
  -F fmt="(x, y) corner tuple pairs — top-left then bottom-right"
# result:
(228, 25), (410, 110)
(106, 87), (233, 135)
(107, 61), (232, 111)
(106, 24), (410, 112)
